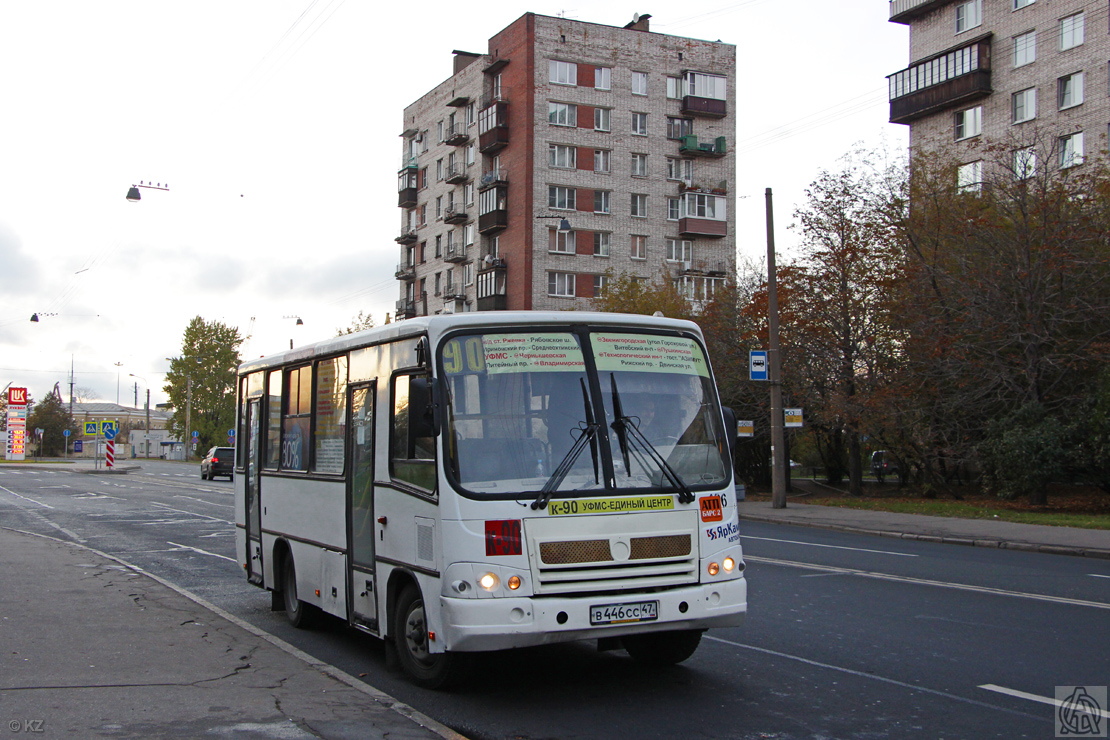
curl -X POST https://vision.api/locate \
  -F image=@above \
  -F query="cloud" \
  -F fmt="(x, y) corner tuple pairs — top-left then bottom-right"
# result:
(0, 222), (43, 295)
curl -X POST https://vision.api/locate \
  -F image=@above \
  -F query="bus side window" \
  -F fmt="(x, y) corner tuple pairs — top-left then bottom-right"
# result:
(391, 373), (437, 492)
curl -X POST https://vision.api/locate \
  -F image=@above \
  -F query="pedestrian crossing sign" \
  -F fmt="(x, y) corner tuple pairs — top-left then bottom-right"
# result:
(84, 422), (98, 435)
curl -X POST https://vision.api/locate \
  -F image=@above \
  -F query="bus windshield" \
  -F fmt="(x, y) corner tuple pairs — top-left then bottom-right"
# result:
(441, 328), (730, 498)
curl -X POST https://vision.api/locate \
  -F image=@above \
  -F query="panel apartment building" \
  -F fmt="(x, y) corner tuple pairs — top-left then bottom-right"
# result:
(394, 13), (735, 317)
(887, 0), (1108, 185)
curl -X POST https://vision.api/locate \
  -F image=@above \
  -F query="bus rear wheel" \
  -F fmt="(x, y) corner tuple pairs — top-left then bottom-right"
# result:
(281, 551), (316, 629)
(622, 629), (703, 665)
(393, 584), (461, 689)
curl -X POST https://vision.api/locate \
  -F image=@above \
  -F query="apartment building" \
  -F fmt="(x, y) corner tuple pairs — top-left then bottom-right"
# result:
(887, 0), (1108, 184)
(394, 13), (735, 317)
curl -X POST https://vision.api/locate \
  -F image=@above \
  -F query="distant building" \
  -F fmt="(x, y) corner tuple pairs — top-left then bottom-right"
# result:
(395, 12), (736, 317)
(888, 0), (1107, 182)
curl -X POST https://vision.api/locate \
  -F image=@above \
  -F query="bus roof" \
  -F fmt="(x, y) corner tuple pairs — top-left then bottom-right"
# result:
(237, 311), (704, 375)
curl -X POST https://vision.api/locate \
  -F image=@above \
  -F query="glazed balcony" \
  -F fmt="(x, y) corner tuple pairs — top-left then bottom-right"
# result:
(678, 135), (726, 158)
(478, 100), (509, 154)
(888, 37), (991, 124)
(476, 257), (507, 311)
(398, 162), (419, 208)
(680, 95), (726, 118)
(478, 209), (508, 234)
(679, 217), (727, 239)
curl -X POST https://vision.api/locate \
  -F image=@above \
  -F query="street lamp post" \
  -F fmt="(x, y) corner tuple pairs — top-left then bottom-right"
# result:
(128, 373), (152, 458)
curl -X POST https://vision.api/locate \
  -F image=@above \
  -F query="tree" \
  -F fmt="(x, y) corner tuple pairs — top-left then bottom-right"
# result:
(165, 317), (243, 456)
(337, 310), (375, 336)
(589, 271), (696, 321)
(26, 387), (76, 457)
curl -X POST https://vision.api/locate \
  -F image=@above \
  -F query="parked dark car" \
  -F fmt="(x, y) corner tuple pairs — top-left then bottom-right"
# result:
(870, 450), (899, 483)
(201, 446), (235, 481)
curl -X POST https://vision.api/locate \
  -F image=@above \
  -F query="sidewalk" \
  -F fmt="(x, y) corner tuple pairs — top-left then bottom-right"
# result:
(738, 488), (1110, 560)
(0, 527), (464, 740)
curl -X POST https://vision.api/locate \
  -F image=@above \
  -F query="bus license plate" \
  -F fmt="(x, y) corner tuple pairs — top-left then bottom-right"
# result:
(589, 600), (658, 625)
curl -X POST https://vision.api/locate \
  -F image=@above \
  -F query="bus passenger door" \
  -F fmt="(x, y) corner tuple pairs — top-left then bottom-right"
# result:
(245, 398), (263, 585)
(347, 383), (378, 629)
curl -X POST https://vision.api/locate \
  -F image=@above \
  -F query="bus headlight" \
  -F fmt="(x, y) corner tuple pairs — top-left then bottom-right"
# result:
(478, 572), (500, 591)
(723, 557), (736, 573)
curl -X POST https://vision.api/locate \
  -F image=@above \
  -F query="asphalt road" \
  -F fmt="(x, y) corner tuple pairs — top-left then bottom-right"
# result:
(2, 460), (1107, 739)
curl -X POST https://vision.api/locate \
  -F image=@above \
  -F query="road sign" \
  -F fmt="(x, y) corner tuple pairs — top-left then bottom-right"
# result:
(192, 430), (200, 439)
(74, 440), (83, 453)
(85, 421), (98, 435)
(737, 420), (754, 438)
(102, 421), (117, 438)
(750, 350), (768, 381)
(63, 429), (71, 437)
(104, 427), (117, 440)
(228, 429), (236, 438)
(785, 408), (804, 428)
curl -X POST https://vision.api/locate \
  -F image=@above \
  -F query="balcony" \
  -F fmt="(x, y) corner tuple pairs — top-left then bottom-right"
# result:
(478, 101), (509, 154)
(888, 37), (992, 124)
(477, 169), (508, 191)
(445, 122), (470, 146)
(444, 242), (469, 262)
(476, 257), (507, 311)
(679, 218), (727, 239)
(395, 299), (417, 320)
(478, 209), (508, 234)
(444, 206), (469, 225)
(889, 0), (949, 24)
(445, 162), (470, 184)
(442, 282), (464, 300)
(679, 135), (726, 158)
(395, 229), (417, 245)
(680, 95), (727, 118)
(676, 258), (729, 276)
(398, 161), (419, 208)
(395, 262), (416, 281)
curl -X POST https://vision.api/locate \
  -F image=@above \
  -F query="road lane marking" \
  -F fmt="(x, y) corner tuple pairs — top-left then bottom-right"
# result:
(1090, 574), (1110, 579)
(739, 534), (917, 557)
(0, 485), (54, 508)
(746, 555), (1110, 610)
(166, 541), (237, 563)
(149, 501), (233, 525)
(705, 636), (1044, 721)
(173, 495), (233, 509)
(979, 684), (1110, 719)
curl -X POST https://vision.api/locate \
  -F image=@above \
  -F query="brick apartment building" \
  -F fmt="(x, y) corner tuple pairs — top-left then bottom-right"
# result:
(394, 13), (736, 317)
(887, 0), (1108, 186)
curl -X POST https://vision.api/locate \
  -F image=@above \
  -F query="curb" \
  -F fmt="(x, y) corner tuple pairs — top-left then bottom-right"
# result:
(736, 512), (1110, 560)
(3, 527), (468, 740)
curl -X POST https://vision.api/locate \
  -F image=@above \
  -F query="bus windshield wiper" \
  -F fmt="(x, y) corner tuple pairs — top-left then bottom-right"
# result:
(532, 379), (600, 510)
(609, 374), (695, 504)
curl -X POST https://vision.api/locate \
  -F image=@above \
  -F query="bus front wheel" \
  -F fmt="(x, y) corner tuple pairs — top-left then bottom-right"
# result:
(393, 584), (460, 689)
(281, 551), (315, 629)
(622, 629), (703, 665)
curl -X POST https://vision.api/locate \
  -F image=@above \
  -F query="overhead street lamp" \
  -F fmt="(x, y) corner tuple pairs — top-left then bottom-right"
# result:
(125, 180), (170, 202)
(284, 315), (304, 350)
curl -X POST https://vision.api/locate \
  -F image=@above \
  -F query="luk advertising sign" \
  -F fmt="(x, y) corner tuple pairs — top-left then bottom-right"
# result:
(6, 387), (29, 461)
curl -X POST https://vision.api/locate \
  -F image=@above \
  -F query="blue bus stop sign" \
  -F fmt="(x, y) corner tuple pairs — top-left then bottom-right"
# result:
(750, 350), (768, 381)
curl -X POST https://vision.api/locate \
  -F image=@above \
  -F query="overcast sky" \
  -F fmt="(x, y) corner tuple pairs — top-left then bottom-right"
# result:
(0, 1), (907, 408)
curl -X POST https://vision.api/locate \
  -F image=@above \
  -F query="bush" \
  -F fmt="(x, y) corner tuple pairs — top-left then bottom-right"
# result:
(978, 402), (1072, 504)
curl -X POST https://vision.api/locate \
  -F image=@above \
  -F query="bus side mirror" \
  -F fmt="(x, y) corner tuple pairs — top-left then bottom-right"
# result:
(408, 376), (440, 440)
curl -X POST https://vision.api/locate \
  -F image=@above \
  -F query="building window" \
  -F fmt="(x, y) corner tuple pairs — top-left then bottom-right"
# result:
(593, 232), (610, 257)
(631, 235), (646, 260)
(666, 239), (692, 263)
(436, 159), (443, 181)
(667, 197), (681, 221)
(954, 106), (982, 140)
(1012, 88), (1036, 123)
(549, 144), (577, 169)
(464, 183), (474, 206)
(437, 120), (445, 142)
(595, 67), (611, 90)
(1013, 147), (1036, 179)
(548, 102), (577, 126)
(464, 262), (474, 286)
(957, 161), (983, 193)
(549, 228), (575, 254)
(1013, 31), (1035, 67)
(594, 190), (611, 214)
(594, 149), (611, 173)
(435, 196), (442, 219)
(1059, 132), (1084, 168)
(1058, 72), (1084, 109)
(594, 107), (611, 132)
(466, 103), (475, 126)
(684, 71), (726, 100)
(676, 276), (723, 302)
(548, 272), (576, 297)
(549, 60), (577, 85)
(1060, 12), (1084, 50)
(631, 194), (647, 218)
(632, 71), (648, 95)
(955, 0), (981, 33)
(594, 275), (610, 295)
(666, 157), (693, 184)
(631, 112), (648, 135)
(549, 186), (576, 210)
(682, 192), (725, 220)
(631, 153), (648, 177)
(667, 117), (693, 140)
(434, 235), (442, 258)
(1013, 0), (1034, 8)
(464, 223), (475, 246)
(666, 76), (682, 99)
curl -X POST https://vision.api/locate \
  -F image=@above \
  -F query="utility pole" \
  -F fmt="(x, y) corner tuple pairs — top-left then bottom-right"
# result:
(766, 188), (788, 509)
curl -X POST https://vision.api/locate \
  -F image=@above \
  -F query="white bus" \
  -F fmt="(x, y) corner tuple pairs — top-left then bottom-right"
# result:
(234, 311), (746, 687)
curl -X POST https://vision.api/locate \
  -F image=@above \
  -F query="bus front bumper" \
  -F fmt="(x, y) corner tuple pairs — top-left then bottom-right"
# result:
(437, 576), (746, 653)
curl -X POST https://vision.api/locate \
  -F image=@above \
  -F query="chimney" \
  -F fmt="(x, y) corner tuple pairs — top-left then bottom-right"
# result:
(624, 13), (651, 32)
